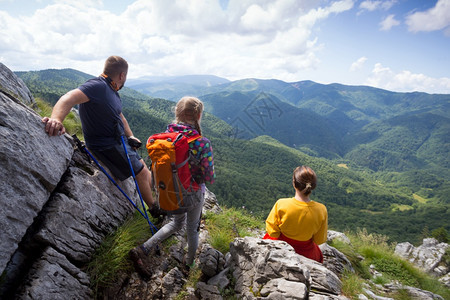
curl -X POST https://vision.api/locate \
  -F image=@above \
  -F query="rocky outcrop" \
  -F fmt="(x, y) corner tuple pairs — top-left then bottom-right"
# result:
(229, 237), (342, 299)
(0, 62), (34, 106)
(0, 70), (72, 273)
(0, 63), (137, 298)
(327, 230), (351, 245)
(383, 283), (444, 300)
(395, 238), (449, 285)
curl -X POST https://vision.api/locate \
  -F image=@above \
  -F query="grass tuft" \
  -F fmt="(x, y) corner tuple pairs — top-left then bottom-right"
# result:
(204, 206), (264, 253)
(85, 211), (153, 295)
(341, 269), (365, 298)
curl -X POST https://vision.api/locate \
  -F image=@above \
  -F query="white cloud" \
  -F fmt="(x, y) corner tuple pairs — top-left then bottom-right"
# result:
(405, 0), (450, 35)
(365, 63), (450, 94)
(0, 0), (356, 80)
(359, 0), (396, 12)
(1, 0), (448, 94)
(350, 56), (368, 71)
(380, 14), (400, 31)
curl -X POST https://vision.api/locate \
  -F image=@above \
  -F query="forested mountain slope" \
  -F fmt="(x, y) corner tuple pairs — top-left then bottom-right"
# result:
(129, 76), (449, 175)
(16, 69), (449, 244)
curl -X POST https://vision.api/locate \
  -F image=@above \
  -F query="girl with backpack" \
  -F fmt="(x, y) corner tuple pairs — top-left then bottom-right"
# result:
(129, 96), (215, 277)
(263, 166), (327, 263)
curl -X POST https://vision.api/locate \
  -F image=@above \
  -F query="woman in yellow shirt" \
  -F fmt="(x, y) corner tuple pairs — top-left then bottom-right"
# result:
(264, 166), (328, 263)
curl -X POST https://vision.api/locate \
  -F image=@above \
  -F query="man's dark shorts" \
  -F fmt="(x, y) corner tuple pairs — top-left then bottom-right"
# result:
(90, 141), (144, 181)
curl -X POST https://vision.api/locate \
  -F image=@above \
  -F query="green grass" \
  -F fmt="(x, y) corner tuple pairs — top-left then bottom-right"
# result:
(85, 211), (153, 296)
(33, 97), (83, 137)
(174, 267), (203, 300)
(204, 207), (264, 253)
(331, 228), (450, 300)
(340, 269), (365, 298)
(328, 238), (371, 280)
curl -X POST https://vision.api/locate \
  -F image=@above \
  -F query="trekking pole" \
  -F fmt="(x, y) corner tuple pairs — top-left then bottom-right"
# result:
(72, 135), (157, 234)
(120, 135), (156, 235)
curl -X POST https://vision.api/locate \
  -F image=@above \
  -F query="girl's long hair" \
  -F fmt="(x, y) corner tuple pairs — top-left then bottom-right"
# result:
(174, 96), (203, 135)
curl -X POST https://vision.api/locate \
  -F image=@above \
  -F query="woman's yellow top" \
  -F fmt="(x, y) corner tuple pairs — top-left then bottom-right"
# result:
(265, 197), (328, 245)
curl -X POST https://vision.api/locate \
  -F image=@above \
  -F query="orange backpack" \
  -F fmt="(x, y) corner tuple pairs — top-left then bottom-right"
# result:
(146, 132), (201, 214)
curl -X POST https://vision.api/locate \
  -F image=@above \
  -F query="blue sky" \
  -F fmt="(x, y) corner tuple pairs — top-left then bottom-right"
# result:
(1, 0), (449, 94)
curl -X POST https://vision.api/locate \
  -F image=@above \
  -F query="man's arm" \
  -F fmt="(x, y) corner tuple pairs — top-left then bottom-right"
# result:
(120, 113), (134, 138)
(42, 89), (89, 136)
(120, 113), (143, 148)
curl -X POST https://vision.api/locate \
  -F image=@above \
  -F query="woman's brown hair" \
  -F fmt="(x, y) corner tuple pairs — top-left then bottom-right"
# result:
(293, 166), (317, 196)
(174, 96), (204, 135)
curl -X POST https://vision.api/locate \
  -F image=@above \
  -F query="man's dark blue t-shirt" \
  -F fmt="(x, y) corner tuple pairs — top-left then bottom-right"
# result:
(78, 76), (124, 150)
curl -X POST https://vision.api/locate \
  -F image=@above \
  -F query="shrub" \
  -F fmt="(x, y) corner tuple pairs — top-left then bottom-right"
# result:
(431, 227), (448, 243)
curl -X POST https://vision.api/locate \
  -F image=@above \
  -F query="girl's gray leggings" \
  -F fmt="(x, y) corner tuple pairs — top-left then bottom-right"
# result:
(143, 190), (204, 265)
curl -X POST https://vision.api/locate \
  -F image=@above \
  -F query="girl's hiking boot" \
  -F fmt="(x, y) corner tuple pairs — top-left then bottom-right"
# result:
(129, 246), (151, 278)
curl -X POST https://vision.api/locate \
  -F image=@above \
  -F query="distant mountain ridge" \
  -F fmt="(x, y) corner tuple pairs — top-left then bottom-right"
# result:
(180, 77), (449, 173)
(126, 74), (230, 100)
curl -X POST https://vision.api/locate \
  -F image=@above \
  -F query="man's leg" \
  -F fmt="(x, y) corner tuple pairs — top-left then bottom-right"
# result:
(135, 159), (154, 208)
(90, 145), (154, 207)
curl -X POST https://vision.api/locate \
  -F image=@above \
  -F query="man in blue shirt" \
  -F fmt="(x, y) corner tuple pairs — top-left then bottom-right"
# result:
(42, 56), (154, 209)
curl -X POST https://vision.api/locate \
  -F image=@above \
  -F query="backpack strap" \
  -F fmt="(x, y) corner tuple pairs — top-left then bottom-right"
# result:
(176, 157), (190, 169)
(172, 133), (201, 169)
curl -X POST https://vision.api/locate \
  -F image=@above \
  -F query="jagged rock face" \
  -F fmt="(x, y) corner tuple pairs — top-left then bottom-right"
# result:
(203, 187), (222, 215)
(0, 64), (72, 273)
(320, 243), (354, 277)
(198, 244), (226, 278)
(0, 62), (34, 106)
(0, 63), (136, 298)
(395, 238), (449, 277)
(229, 236), (342, 299)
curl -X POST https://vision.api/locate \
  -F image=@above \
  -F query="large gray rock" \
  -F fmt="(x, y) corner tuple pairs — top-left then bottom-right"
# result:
(34, 160), (137, 264)
(196, 282), (223, 300)
(0, 62), (34, 105)
(0, 64), (73, 274)
(15, 247), (92, 300)
(327, 230), (351, 244)
(198, 243), (226, 278)
(229, 236), (343, 299)
(395, 238), (449, 276)
(320, 243), (355, 277)
(161, 267), (187, 299)
(203, 187), (222, 215)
